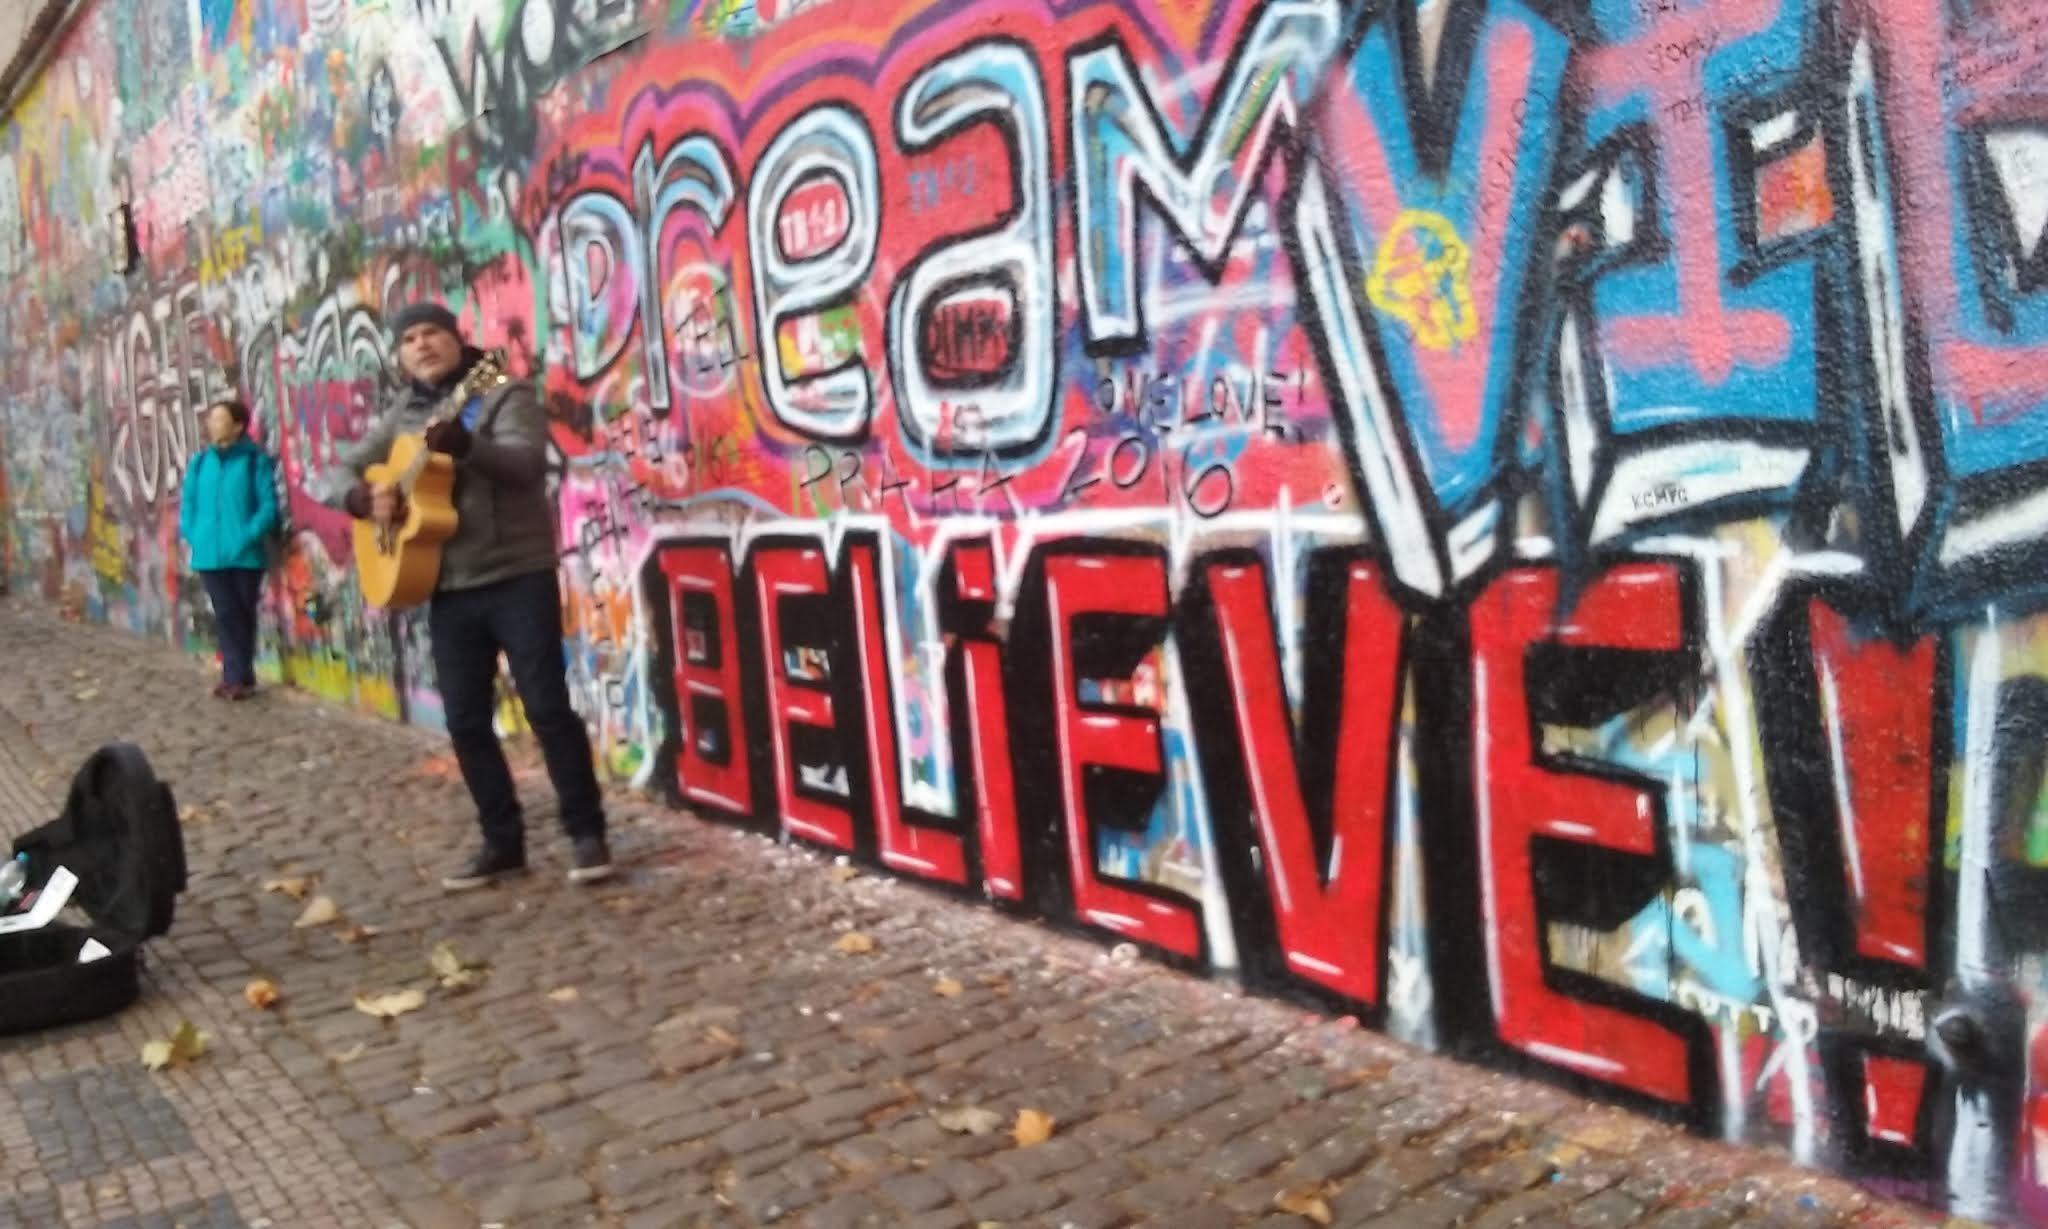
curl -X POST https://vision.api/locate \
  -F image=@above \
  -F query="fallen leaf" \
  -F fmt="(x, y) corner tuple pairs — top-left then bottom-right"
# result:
(71, 669), (86, 679)
(704, 1024), (740, 1047)
(1011, 1108), (1055, 1147)
(932, 1105), (1004, 1136)
(263, 876), (314, 901)
(74, 688), (98, 701)
(428, 940), (486, 991)
(655, 1003), (742, 1034)
(177, 805), (212, 825)
(332, 1043), (367, 1064)
(354, 988), (427, 1019)
(933, 977), (964, 998)
(828, 864), (860, 883)
(140, 1020), (207, 1071)
(833, 931), (876, 955)
(243, 979), (280, 1010)
(292, 895), (340, 928)
(1332, 1062), (1392, 1089)
(547, 987), (580, 1003)
(336, 923), (379, 945)
(1273, 1182), (1338, 1226)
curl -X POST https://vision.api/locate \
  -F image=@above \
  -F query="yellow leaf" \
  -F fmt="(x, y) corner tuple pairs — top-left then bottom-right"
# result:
(177, 806), (212, 825)
(1011, 1109), (1055, 1147)
(74, 688), (98, 701)
(547, 987), (580, 1003)
(332, 1044), (366, 1064)
(141, 1020), (207, 1070)
(933, 1105), (1004, 1135)
(428, 940), (485, 991)
(243, 979), (280, 1010)
(337, 923), (378, 945)
(354, 989), (427, 1019)
(933, 978), (964, 998)
(1273, 1183), (1337, 1226)
(829, 864), (860, 883)
(833, 931), (876, 955)
(704, 1025), (740, 1047)
(427, 939), (473, 976)
(292, 895), (340, 928)
(263, 876), (313, 900)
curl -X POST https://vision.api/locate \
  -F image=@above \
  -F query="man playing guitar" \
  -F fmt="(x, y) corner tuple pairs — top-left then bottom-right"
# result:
(321, 302), (612, 889)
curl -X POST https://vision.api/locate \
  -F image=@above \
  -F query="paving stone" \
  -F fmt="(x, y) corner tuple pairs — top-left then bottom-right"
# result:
(1134, 1205), (1239, 1229)
(600, 1146), (717, 1199)
(1639, 1207), (1744, 1229)
(719, 1115), (797, 1156)
(474, 1174), (597, 1221)
(1463, 1183), (1581, 1229)
(1569, 1188), (1653, 1227)
(1047, 1199), (1135, 1229)
(729, 1137), (807, 1178)
(792, 1082), (914, 1124)
(1202, 1133), (1293, 1185)
(729, 1170), (827, 1222)
(972, 1180), (1067, 1219)
(1448, 1149), (1559, 1200)
(876, 1169), (955, 1212)
(1114, 1172), (1212, 1217)
(1353, 1186), (1483, 1228)
(800, 1191), (895, 1228)
(986, 1134), (1093, 1184)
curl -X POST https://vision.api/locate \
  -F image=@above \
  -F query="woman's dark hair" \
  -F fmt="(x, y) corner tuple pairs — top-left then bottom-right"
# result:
(208, 398), (251, 428)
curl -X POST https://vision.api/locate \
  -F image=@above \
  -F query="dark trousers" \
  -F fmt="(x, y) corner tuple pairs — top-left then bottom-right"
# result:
(428, 569), (605, 851)
(200, 568), (264, 687)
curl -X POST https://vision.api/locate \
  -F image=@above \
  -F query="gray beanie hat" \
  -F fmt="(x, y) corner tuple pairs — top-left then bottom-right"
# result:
(389, 301), (460, 340)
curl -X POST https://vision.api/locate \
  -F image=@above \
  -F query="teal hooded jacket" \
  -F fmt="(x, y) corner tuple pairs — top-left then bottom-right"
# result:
(178, 438), (280, 572)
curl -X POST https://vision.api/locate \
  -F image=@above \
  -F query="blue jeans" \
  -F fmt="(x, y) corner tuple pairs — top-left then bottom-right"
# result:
(200, 568), (264, 688)
(427, 569), (605, 851)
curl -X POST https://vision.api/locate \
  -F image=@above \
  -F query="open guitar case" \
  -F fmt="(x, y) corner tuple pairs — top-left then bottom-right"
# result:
(0, 743), (187, 1034)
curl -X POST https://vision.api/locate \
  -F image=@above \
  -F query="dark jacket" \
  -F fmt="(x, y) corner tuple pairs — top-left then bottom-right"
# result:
(318, 350), (558, 593)
(179, 438), (279, 572)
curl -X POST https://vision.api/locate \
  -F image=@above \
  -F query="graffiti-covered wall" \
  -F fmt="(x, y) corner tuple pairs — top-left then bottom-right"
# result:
(2, 0), (2047, 1216)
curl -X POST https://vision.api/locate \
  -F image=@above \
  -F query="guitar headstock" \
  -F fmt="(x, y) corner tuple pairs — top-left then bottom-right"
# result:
(468, 348), (511, 392)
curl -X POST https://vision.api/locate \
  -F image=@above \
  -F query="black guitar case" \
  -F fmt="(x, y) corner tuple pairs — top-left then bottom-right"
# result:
(0, 743), (186, 1034)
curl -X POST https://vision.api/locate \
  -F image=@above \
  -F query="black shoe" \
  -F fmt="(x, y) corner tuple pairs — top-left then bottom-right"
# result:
(568, 836), (614, 884)
(442, 845), (527, 892)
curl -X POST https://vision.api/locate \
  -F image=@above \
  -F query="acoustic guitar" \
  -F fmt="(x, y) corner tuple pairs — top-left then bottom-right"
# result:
(352, 349), (510, 610)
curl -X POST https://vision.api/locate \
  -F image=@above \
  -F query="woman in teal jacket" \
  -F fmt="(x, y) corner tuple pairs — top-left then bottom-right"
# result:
(178, 398), (279, 699)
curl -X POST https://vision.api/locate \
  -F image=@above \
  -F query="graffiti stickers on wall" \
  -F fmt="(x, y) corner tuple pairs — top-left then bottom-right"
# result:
(3, 0), (2048, 1218)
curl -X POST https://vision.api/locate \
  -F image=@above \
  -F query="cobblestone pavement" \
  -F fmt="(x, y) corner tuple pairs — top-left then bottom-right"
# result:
(0, 596), (1943, 1229)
